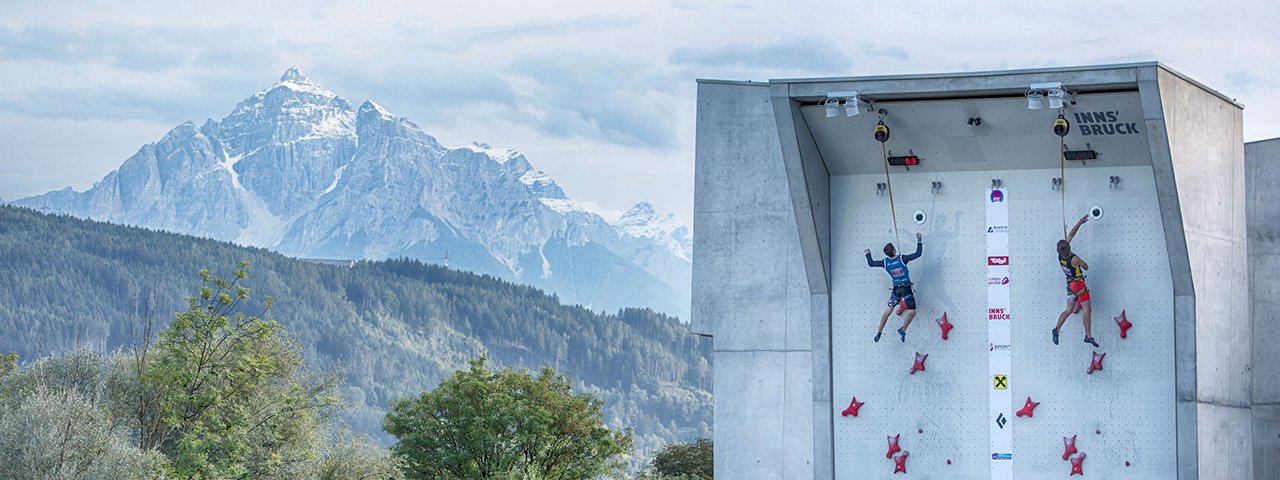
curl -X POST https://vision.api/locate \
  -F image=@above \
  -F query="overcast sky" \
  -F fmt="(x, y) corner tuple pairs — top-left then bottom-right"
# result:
(1, 0), (1277, 225)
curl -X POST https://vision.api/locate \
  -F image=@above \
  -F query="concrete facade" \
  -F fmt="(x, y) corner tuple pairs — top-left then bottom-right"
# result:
(693, 63), (1253, 479)
(1246, 137), (1280, 480)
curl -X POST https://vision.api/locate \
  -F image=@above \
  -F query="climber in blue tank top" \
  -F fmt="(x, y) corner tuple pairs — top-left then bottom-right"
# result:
(866, 232), (923, 343)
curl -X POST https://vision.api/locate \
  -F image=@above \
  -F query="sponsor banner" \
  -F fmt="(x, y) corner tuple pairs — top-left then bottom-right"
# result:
(987, 189), (1013, 480)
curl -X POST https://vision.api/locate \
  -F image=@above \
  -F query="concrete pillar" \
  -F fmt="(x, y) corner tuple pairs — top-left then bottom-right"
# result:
(1247, 137), (1280, 480)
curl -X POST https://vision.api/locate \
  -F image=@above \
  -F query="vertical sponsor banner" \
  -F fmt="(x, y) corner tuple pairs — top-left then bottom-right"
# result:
(987, 189), (1013, 480)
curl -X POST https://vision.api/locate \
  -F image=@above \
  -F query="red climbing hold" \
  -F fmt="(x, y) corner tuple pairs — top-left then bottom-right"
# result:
(946, 459), (952, 465)
(909, 352), (928, 374)
(886, 434), (901, 459)
(1015, 396), (1040, 417)
(1115, 310), (1133, 339)
(1070, 453), (1087, 476)
(1062, 434), (1078, 460)
(896, 301), (908, 316)
(1087, 351), (1106, 374)
(841, 396), (865, 417)
(936, 312), (953, 340)
(893, 451), (909, 474)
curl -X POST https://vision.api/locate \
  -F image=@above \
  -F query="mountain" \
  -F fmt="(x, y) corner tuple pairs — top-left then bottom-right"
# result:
(0, 204), (711, 461)
(15, 68), (691, 319)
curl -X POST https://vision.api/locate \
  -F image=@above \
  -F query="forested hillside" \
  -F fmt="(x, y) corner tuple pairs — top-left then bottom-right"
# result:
(0, 205), (711, 458)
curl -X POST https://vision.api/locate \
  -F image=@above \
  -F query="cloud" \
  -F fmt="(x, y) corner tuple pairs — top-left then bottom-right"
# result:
(1227, 70), (1276, 95)
(0, 25), (279, 72)
(669, 35), (852, 73)
(399, 15), (639, 52)
(507, 51), (681, 149)
(862, 43), (910, 61)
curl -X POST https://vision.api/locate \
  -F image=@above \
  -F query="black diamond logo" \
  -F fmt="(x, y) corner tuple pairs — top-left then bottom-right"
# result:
(996, 413), (1007, 429)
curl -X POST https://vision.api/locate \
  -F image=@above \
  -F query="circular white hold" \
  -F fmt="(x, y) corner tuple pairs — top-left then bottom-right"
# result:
(914, 210), (927, 224)
(1090, 206), (1104, 220)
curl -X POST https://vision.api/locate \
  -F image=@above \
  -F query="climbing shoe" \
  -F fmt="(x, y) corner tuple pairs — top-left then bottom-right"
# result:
(874, 331), (882, 342)
(898, 328), (906, 342)
(1084, 336), (1099, 348)
(1052, 328), (1060, 345)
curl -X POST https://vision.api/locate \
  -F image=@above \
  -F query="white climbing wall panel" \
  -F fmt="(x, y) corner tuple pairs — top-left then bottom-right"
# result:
(831, 165), (1176, 479)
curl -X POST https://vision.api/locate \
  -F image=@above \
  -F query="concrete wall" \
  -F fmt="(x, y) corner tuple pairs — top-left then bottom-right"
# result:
(693, 81), (826, 479)
(1246, 137), (1280, 480)
(1149, 69), (1252, 480)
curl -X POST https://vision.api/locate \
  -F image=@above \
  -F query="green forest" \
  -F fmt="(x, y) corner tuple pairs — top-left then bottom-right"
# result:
(0, 205), (712, 463)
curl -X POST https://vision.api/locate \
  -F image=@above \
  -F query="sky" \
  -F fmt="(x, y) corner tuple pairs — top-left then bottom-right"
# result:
(1, 1), (1277, 226)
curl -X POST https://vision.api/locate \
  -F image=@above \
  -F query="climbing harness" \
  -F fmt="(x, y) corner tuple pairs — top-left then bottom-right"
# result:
(875, 115), (901, 248)
(1054, 112), (1071, 239)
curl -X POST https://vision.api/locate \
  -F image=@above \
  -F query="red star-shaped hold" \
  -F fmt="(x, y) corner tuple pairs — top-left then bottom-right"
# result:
(886, 434), (901, 458)
(841, 396), (865, 417)
(1070, 453), (1087, 476)
(909, 352), (928, 374)
(1115, 310), (1133, 339)
(895, 301), (908, 316)
(893, 451), (910, 474)
(936, 312), (953, 340)
(1086, 351), (1106, 374)
(1015, 396), (1040, 417)
(1062, 434), (1078, 460)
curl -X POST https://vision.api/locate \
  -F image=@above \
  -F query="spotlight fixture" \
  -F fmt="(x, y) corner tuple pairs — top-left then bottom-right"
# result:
(1048, 88), (1067, 109)
(822, 97), (841, 118)
(844, 94), (861, 117)
(823, 91), (862, 118)
(1025, 90), (1044, 110)
(1027, 82), (1072, 110)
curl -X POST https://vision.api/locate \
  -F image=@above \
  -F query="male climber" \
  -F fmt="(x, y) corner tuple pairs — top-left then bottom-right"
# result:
(866, 232), (923, 342)
(1053, 215), (1099, 347)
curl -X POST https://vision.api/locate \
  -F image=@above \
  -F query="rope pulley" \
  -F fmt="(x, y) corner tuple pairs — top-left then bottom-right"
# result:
(1053, 114), (1070, 137)
(874, 120), (891, 143)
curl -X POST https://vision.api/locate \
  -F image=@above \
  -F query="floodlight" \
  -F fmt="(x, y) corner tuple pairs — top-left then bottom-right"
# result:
(823, 97), (840, 118)
(1048, 88), (1066, 109)
(844, 94), (861, 117)
(1026, 90), (1044, 110)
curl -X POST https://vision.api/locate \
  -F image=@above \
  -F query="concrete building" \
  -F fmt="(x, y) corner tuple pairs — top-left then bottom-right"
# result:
(1247, 136), (1280, 480)
(692, 63), (1261, 479)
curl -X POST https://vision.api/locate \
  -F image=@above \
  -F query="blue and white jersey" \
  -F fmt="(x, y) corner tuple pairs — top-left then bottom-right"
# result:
(883, 256), (911, 285)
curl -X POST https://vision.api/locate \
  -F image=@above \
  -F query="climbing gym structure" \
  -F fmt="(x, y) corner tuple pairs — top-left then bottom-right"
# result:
(691, 63), (1264, 479)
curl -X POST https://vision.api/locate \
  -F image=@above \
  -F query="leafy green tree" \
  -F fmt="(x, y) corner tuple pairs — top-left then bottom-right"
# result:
(649, 438), (712, 479)
(0, 352), (16, 378)
(143, 262), (342, 478)
(384, 356), (632, 480)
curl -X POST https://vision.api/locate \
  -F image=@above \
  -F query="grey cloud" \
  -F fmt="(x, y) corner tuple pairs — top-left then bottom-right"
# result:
(1227, 70), (1274, 94)
(0, 25), (279, 72)
(401, 15), (639, 52)
(509, 51), (680, 149)
(862, 43), (910, 61)
(310, 62), (519, 118)
(669, 35), (852, 72)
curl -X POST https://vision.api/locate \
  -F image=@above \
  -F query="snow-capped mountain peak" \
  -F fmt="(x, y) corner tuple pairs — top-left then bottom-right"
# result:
(14, 69), (693, 320)
(614, 202), (692, 261)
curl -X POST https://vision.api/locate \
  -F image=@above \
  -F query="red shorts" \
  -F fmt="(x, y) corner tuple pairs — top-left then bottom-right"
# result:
(1067, 280), (1090, 303)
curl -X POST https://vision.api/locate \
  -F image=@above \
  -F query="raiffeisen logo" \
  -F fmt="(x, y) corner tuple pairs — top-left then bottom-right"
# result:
(987, 276), (1010, 285)
(1073, 111), (1141, 136)
(988, 256), (1009, 266)
(989, 308), (1010, 320)
(990, 189), (1004, 203)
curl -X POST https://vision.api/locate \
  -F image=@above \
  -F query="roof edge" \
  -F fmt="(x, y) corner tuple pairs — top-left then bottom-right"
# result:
(696, 79), (767, 86)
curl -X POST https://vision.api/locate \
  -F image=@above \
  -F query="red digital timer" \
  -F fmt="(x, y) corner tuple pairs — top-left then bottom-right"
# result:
(887, 155), (920, 166)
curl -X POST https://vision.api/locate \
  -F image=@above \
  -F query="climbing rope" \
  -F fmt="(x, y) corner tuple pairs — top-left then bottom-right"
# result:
(1054, 112), (1071, 239)
(875, 118), (901, 248)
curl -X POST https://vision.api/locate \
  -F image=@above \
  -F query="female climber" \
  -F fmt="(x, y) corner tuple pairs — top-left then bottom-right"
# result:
(866, 232), (923, 342)
(1052, 215), (1098, 347)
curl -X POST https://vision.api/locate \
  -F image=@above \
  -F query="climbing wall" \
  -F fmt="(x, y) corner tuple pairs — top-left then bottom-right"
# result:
(831, 165), (1176, 478)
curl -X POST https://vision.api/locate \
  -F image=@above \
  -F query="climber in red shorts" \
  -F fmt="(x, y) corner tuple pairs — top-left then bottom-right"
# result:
(1052, 215), (1098, 347)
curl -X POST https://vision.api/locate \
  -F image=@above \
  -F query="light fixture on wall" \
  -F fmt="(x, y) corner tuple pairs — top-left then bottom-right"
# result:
(824, 91), (862, 117)
(1025, 90), (1045, 110)
(1027, 82), (1072, 110)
